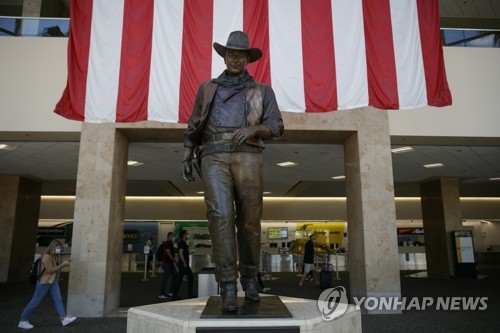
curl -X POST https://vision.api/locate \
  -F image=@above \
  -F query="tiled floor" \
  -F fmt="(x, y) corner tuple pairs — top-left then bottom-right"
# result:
(2, 258), (498, 333)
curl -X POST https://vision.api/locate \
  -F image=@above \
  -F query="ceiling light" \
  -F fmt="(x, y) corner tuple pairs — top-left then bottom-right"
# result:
(331, 175), (345, 180)
(276, 161), (298, 167)
(391, 146), (414, 154)
(423, 163), (444, 168)
(489, 177), (500, 181)
(127, 160), (144, 166)
(263, 191), (272, 195)
(196, 191), (204, 194)
(0, 143), (16, 150)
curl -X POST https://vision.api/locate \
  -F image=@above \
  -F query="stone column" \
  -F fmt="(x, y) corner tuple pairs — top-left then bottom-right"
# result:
(0, 176), (42, 282)
(22, 0), (42, 16)
(344, 111), (401, 314)
(67, 123), (128, 316)
(22, 0), (42, 35)
(420, 178), (463, 279)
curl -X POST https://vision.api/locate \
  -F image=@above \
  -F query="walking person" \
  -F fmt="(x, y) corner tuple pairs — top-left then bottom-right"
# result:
(181, 30), (284, 312)
(18, 239), (76, 329)
(158, 232), (179, 300)
(299, 234), (320, 286)
(176, 230), (196, 298)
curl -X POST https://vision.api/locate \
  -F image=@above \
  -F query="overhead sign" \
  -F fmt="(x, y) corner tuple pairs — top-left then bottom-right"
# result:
(37, 227), (65, 236)
(397, 228), (424, 235)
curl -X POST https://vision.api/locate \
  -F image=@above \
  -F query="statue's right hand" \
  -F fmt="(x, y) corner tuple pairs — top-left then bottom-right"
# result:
(181, 160), (195, 182)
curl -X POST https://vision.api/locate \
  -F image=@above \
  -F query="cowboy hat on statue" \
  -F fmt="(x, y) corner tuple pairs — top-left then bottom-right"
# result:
(213, 30), (262, 63)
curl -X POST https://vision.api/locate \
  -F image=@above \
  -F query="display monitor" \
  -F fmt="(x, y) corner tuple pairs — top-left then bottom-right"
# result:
(267, 227), (288, 239)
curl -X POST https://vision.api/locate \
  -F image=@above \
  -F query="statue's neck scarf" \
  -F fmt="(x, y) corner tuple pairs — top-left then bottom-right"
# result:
(213, 71), (256, 102)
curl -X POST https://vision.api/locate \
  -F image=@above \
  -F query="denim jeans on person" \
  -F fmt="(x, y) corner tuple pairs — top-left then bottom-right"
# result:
(159, 262), (178, 296)
(21, 281), (65, 320)
(176, 264), (194, 297)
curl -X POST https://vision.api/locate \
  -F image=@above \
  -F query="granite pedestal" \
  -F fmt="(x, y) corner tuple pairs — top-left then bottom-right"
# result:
(201, 296), (292, 319)
(127, 295), (361, 333)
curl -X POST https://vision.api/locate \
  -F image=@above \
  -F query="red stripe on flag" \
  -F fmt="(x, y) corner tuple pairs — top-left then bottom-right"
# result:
(416, 0), (452, 107)
(300, 0), (337, 112)
(116, 0), (154, 122)
(244, 0), (271, 86)
(362, 0), (399, 109)
(178, 0), (214, 123)
(54, 0), (93, 121)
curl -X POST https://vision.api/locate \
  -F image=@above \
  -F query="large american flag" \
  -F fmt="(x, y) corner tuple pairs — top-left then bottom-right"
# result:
(54, 0), (452, 124)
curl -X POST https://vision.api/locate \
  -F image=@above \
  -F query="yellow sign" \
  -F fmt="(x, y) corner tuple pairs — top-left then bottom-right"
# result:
(292, 222), (345, 254)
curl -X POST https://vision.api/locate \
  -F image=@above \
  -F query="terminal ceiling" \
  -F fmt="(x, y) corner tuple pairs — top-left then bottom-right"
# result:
(0, 0), (499, 198)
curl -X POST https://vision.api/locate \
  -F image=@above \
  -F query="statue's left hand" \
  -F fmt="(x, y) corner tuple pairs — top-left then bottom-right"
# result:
(232, 127), (256, 146)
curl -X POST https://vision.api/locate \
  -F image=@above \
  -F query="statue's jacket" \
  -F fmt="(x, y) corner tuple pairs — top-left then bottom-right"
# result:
(184, 80), (284, 149)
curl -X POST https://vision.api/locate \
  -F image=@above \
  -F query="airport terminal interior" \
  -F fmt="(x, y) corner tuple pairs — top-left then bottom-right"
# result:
(1, 0), (500, 332)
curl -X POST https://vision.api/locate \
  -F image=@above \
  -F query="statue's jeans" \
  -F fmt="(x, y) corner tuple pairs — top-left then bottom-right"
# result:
(202, 152), (263, 282)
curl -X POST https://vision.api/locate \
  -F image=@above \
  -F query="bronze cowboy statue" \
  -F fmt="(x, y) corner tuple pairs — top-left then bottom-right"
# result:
(181, 31), (284, 312)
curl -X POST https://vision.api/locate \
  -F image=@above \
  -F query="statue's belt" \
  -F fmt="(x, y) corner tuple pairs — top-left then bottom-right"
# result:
(203, 133), (235, 142)
(201, 133), (262, 155)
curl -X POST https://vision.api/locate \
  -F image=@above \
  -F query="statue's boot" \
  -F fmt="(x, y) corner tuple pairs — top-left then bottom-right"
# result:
(220, 282), (238, 312)
(241, 276), (260, 302)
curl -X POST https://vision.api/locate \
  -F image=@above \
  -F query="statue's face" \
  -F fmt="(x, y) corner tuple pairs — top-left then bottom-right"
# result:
(225, 50), (249, 77)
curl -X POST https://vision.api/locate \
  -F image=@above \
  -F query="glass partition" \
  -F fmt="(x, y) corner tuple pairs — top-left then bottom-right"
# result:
(442, 29), (500, 48)
(0, 16), (69, 37)
(1, 16), (499, 49)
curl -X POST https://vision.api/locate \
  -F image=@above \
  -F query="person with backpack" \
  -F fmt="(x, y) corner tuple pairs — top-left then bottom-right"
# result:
(158, 232), (179, 300)
(18, 239), (76, 330)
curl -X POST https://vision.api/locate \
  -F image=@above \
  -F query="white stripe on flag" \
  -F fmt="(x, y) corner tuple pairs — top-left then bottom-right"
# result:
(85, 1), (124, 122)
(148, 0), (184, 122)
(269, 0), (305, 112)
(332, 0), (368, 110)
(212, 0), (244, 78)
(390, 0), (427, 109)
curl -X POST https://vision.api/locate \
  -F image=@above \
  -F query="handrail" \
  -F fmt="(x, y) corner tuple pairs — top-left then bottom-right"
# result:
(0, 16), (70, 21)
(0, 26), (17, 36)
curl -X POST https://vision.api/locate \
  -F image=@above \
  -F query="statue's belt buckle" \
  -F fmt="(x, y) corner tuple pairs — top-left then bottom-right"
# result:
(224, 143), (235, 152)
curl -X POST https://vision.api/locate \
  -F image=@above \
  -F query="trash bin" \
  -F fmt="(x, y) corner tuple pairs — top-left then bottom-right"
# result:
(198, 267), (219, 297)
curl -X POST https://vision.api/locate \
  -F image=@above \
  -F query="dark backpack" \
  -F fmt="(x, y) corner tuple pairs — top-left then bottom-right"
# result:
(156, 242), (165, 262)
(28, 258), (43, 283)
